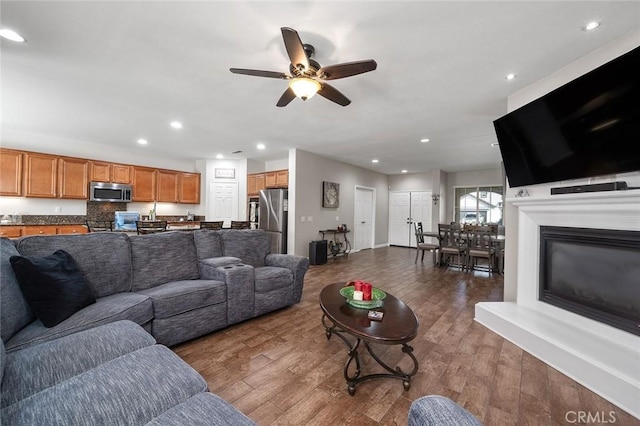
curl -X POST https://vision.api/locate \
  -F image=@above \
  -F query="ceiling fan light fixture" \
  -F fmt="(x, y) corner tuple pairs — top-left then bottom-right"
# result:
(289, 77), (321, 101)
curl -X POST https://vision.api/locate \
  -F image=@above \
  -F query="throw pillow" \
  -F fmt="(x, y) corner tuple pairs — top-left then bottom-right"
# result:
(9, 250), (96, 328)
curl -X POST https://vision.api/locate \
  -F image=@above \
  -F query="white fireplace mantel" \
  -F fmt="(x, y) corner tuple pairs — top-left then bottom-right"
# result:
(476, 188), (640, 419)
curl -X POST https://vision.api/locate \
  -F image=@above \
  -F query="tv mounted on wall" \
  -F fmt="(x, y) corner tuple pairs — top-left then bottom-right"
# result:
(493, 46), (640, 188)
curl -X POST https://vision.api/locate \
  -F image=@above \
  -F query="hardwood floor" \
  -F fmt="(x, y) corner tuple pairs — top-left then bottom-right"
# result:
(173, 246), (639, 425)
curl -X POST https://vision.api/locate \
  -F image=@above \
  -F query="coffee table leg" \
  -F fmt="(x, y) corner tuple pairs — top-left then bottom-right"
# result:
(363, 342), (419, 391)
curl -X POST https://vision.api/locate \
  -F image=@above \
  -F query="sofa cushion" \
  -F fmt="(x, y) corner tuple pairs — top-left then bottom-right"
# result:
(193, 230), (224, 260)
(4, 292), (153, 353)
(1, 320), (155, 408)
(10, 250), (97, 328)
(15, 233), (133, 297)
(0, 345), (207, 425)
(408, 395), (482, 426)
(0, 238), (34, 343)
(145, 392), (256, 426)
(221, 230), (270, 268)
(136, 279), (226, 319)
(149, 303), (228, 347)
(199, 257), (242, 268)
(130, 231), (200, 291)
(254, 266), (293, 293)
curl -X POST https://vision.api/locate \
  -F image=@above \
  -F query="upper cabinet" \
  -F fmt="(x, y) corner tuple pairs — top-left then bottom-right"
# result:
(132, 166), (157, 202)
(264, 169), (288, 189)
(58, 157), (89, 199)
(247, 173), (265, 196)
(0, 149), (23, 196)
(179, 173), (200, 204)
(275, 170), (288, 188)
(156, 170), (179, 203)
(111, 164), (132, 184)
(24, 153), (58, 198)
(1, 149), (200, 204)
(90, 161), (132, 184)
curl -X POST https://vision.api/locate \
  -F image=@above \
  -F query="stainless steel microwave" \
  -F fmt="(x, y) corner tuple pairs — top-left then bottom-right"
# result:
(90, 182), (132, 202)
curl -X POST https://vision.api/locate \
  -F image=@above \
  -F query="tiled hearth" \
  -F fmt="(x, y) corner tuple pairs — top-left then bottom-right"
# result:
(476, 189), (640, 419)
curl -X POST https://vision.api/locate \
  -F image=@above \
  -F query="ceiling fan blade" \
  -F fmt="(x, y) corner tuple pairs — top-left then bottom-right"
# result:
(318, 60), (378, 80)
(229, 68), (290, 79)
(276, 87), (296, 107)
(317, 83), (351, 107)
(281, 27), (310, 71)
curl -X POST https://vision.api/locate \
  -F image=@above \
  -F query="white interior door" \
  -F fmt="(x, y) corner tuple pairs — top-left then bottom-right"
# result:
(389, 191), (411, 246)
(410, 191), (432, 246)
(209, 182), (238, 227)
(354, 187), (374, 251)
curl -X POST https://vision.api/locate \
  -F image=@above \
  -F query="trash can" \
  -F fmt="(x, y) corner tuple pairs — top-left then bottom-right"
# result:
(309, 240), (328, 265)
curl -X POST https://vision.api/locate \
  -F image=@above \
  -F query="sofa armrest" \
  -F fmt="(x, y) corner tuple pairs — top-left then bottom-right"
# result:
(408, 396), (482, 426)
(265, 254), (310, 303)
(199, 262), (255, 325)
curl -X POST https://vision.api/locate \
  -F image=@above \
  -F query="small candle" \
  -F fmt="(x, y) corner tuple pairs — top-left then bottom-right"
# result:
(362, 283), (372, 301)
(354, 280), (363, 292)
(353, 290), (364, 301)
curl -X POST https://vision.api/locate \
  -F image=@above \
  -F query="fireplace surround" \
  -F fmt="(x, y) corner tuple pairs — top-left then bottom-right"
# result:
(539, 226), (640, 336)
(475, 188), (640, 419)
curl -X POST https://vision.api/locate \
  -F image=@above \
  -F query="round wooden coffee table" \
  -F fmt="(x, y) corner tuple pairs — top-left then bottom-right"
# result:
(319, 282), (419, 395)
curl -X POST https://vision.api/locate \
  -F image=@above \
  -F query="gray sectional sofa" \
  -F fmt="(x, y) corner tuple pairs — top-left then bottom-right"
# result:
(0, 229), (309, 424)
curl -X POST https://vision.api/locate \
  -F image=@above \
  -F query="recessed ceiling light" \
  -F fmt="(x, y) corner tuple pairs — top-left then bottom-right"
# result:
(401, 169), (408, 173)
(137, 138), (148, 145)
(0, 29), (26, 42)
(170, 121), (183, 129)
(216, 154), (224, 159)
(257, 143), (266, 150)
(372, 159), (379, 163)
(491, 142), (499, 147)
(420, 138), (430, 143)
(584, 21), (600, 31)
(506, 73), (516, 81)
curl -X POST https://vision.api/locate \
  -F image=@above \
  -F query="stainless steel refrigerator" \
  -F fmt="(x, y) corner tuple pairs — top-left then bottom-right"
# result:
(259, 189), (288, 254)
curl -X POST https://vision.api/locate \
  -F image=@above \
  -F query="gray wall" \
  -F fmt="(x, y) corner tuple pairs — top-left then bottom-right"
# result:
(445, 168), (503, 222)
(290, 149), (389, 256)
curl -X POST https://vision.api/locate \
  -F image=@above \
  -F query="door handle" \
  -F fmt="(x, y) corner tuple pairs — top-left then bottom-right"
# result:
(361, 221), (366, 224)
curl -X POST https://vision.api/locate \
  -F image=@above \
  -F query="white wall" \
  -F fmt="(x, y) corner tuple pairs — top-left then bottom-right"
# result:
(290, 149), (389, 256)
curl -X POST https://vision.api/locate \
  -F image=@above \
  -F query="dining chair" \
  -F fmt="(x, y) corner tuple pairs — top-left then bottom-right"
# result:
(230, 220), (250, 229)
(466, 225), (497, 273)
(438, 223), (467, 270)
(414, 222), (439, 265)
(85, 220), (113, 232)
(136, 220), (167, 235)
(199, 221), (224, 230)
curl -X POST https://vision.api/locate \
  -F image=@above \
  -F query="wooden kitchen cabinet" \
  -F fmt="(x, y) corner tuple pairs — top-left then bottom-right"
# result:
(111, 164), (132, 184)
(89, 161), (111, 182)
(0, 226), (23, 238)
(247, 173), (265, 196)
(0, 149), (23, 196)
(178, 172), (200, 204)
(89, 161), (132, 184)
(275, 170), (288, 187)
(24, 153), (58, 198)
(156, 170), (179, 203)
(265, 171), (277, 188)
(56, 224), (88, 235)
(264, 169), (288, 189)
(58, 157), (89, 199)
(23, 225), (58, 236)
(132, 166), (156, 202)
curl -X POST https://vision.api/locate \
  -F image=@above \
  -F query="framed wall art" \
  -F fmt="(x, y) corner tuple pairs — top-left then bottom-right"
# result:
(323, 181), (340, 208)
(215, 168), (235, 179)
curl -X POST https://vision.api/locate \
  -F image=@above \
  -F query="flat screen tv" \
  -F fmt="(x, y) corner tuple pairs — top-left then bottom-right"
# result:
(494, 45), (640, 188)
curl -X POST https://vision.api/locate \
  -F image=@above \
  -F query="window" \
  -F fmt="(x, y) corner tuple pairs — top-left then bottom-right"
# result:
(454, 186), (503, 225)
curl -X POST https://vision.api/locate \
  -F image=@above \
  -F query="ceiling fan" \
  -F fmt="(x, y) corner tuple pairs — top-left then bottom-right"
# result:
(230, 27), (377, 107)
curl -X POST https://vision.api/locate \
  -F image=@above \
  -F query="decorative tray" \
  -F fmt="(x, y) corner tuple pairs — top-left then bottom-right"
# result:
(339, 286), (386, 309)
